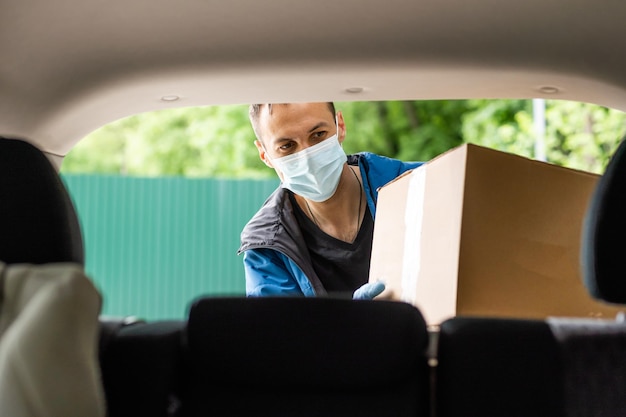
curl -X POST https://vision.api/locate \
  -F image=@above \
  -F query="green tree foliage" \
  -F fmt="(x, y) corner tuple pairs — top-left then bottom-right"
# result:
(461, 99), (533, 155)
(462, 99), (626, 173)
(63, 105), (268, 178)
(340, 100), (469, 161)
(62, 100), (626, 177)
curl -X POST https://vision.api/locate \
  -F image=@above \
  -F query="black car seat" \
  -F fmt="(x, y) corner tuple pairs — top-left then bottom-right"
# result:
(0, 136), (84, 265)
(435, 316), (565, 417)
(99, 319), (185, 417)
(180, 296), (431, 417)
(581, 137), (626, 303)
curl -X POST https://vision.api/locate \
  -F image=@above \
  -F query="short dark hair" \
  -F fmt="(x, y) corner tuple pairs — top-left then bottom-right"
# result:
(248, 102), (336, 143)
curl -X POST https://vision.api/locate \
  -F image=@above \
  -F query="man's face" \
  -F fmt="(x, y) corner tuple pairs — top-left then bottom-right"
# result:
(254, 103), (345, 179)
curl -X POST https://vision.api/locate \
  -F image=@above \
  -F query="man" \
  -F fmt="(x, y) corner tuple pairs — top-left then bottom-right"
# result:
(238, 102), (422, 299)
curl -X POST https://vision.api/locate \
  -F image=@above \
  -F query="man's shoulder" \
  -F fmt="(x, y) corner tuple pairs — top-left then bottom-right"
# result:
(349, 152), (423, 195)
(243, 187), (287, 230)
(351, 152), (422, 175)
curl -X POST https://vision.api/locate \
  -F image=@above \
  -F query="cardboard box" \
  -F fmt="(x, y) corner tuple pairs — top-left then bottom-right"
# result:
(369, 143), (624, 325)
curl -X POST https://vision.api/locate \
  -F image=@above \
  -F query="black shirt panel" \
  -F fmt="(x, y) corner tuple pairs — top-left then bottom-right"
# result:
(289, 192), (374, 298)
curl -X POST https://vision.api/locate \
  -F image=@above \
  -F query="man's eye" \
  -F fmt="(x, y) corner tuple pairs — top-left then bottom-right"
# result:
(313, 131), (327, 139)
(279, 143), (294, 151)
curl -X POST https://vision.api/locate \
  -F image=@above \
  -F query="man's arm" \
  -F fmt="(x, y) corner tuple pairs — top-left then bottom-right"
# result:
(243, 248), (308, 296)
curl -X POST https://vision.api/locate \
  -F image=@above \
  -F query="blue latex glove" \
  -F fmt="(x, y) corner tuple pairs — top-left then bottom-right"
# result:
(352, 281), (386, 300)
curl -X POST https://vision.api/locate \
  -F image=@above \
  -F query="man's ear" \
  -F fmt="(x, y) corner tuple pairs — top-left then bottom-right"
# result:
(255, 139), (273, 168)
(337, 111), (346, 144)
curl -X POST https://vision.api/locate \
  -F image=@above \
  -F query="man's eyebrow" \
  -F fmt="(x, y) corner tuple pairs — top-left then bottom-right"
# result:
(308, 122), (329, 133)
(274, 137), (292, 144)
(270, 137), (293, 147)
(272, 121), (331, 143)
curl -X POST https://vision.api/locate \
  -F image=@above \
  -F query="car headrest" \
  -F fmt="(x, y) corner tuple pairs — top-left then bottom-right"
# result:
(581, 137), (626, 304)
(184, 296), (429, 388)
(0, 137), (84, 265)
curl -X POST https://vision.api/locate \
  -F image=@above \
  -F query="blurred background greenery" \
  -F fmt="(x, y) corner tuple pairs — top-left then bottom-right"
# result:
(61, 99), (626, 176)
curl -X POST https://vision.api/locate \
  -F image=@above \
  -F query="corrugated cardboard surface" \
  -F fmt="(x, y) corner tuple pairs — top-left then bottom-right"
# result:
(369, 143), (624, 325)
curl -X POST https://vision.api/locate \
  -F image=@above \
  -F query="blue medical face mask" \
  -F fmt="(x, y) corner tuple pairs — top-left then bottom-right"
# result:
(268, 125), (347, 202)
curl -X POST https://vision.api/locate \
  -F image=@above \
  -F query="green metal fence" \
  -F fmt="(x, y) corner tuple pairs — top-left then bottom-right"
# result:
(61, 174), (279, 320)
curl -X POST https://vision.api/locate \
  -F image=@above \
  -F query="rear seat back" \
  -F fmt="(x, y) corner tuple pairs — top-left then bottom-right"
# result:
(436, 315), (626, 417)
(99, 320), (185, 417)
(435, 317), (565, 417)
(182, 296), (431, 417)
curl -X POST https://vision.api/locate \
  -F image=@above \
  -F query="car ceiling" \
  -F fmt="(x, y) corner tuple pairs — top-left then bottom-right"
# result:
(1, 0), (625, 166)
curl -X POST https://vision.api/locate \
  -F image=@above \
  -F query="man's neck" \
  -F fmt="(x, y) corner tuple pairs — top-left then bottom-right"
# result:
(297, 165), (364, 243)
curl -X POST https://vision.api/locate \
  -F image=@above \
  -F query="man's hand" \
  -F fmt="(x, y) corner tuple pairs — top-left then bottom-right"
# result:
(352, 281), (386, 300)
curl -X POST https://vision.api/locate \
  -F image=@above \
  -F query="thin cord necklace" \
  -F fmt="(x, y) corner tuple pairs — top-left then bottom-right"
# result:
(305, 167), (363, 237)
